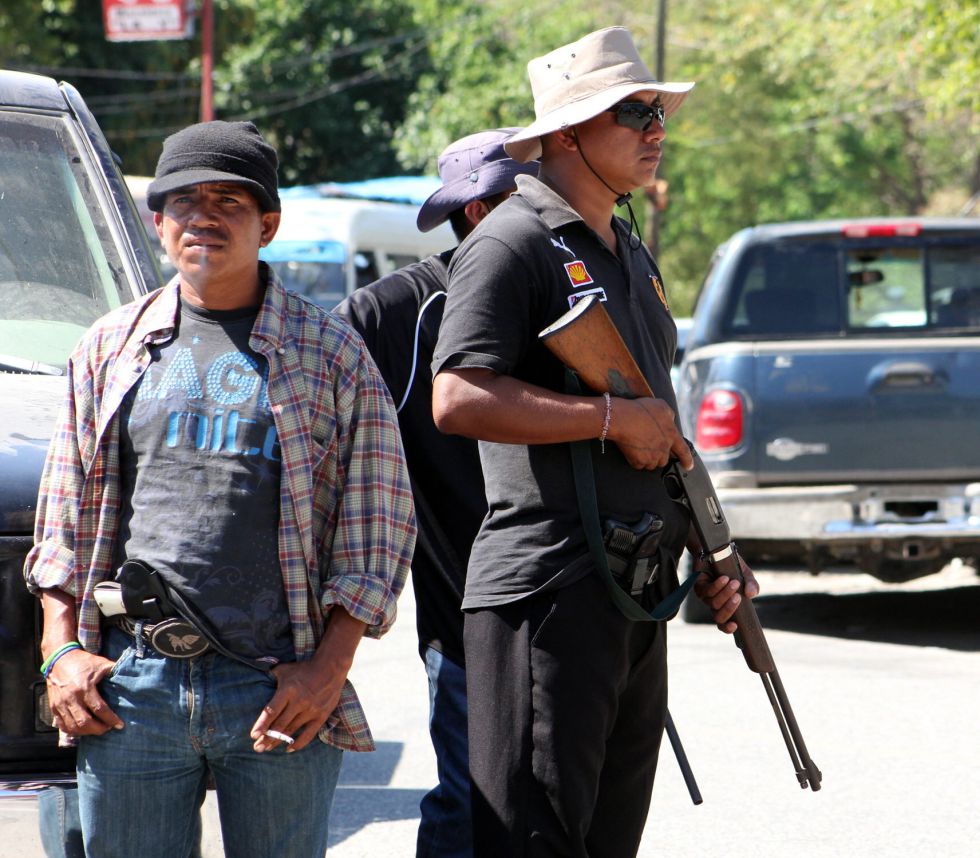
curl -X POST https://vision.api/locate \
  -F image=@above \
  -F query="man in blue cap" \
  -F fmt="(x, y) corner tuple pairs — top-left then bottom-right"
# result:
(335, 128), (538, 858)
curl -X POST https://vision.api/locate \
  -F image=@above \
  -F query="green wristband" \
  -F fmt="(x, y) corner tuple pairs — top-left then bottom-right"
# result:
(40, 641), (82, 678)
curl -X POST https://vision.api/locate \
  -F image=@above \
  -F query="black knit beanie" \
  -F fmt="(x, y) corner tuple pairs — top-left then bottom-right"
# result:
(146, 120), (280, 213)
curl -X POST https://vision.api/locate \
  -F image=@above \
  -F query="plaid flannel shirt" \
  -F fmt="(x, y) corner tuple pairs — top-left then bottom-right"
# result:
(25, 267), (416, 751)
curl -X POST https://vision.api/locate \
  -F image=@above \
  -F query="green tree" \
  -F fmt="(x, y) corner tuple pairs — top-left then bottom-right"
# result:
(394, 1), (608, 172)
(3, 0), (975, 301)
(0, 0), (69, 64)
(218, 0), (430, 184)
(2, 0), (431, 181)
(1, 1), (202, 175)
(657, 0), (980, 312)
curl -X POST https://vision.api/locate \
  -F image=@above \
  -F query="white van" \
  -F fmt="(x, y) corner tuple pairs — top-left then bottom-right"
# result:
(260, 187), (454, 310)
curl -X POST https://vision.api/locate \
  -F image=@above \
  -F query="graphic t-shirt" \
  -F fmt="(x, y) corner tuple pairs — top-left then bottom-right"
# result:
(116, 297), (294, 663)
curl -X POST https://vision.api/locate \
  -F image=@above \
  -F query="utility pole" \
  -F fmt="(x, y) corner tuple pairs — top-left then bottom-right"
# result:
(200, 0), (214, 122)
(655, 0), (668, 81)
(647, 0), (668, 257)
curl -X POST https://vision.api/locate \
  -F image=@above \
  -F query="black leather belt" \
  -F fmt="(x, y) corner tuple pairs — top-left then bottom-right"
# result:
(114, 615), (211, 659)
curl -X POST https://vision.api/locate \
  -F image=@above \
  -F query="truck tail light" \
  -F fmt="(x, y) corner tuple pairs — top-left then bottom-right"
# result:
(841, 222), (921, 238)
(695, 389), (744, 450)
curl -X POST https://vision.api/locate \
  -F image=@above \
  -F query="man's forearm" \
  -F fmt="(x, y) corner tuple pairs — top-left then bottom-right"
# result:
(40, 588), (81, 660)
(432, 367), (686, 470)
(432, 368), (606, 444)
(309, 606), (368, 683)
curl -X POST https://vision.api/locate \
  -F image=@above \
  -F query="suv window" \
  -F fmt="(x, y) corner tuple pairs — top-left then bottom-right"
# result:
(848, 245), (926, 328)
(388, 252), (420, 270)
(722, 238), (980, 336)
(926, 244), (980, 328)
(354, 250), (379, 290)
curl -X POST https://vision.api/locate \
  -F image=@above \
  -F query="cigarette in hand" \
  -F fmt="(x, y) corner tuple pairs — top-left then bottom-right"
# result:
(264, 729), (295, 745)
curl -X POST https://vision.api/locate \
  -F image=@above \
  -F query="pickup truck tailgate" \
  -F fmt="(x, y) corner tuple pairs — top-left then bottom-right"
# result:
(751, 337), (980, 483)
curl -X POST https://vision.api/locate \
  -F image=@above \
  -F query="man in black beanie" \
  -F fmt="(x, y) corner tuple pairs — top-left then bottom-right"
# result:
(26, 119), (415, 857)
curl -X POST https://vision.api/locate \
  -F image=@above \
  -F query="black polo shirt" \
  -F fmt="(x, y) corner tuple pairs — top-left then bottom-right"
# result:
(432, 175), (688, 609)
(335, 251), (484, 664)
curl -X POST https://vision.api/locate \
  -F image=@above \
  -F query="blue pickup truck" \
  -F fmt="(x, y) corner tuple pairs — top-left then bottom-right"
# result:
(0, 70), (159, 798)
(676, 218), (980, 598)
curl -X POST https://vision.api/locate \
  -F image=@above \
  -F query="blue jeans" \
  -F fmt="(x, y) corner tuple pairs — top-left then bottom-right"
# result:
(38, 786), (84, 858)
(416, 646), (472, 858)
(39, 784), (203, 858)
(77, 627), (343, 858)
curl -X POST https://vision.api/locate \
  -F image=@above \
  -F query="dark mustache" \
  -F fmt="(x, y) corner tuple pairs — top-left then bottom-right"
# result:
(183, 229), (228, 244)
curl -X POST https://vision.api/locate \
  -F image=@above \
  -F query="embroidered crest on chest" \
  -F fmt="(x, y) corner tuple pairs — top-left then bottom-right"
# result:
(651, 274), (670, 313)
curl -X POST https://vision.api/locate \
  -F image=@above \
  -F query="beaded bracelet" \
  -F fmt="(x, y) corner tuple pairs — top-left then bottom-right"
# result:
(599, 392), (612, 453)
(40, 642), (82, 679)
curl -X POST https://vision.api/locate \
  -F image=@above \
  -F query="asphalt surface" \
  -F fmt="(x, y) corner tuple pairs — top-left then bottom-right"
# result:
(2, 562), (978, 857)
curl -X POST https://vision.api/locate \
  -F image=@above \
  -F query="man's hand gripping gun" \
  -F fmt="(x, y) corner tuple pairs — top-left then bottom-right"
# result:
(664, 445), (822, 791)
(539, 293), (822, 792)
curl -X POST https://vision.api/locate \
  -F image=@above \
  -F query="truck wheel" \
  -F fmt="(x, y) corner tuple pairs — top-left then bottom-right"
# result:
(678, 555), (714, 624)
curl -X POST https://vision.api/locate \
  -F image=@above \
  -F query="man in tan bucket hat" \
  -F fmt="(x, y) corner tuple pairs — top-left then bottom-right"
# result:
(432, 26), (758, 857)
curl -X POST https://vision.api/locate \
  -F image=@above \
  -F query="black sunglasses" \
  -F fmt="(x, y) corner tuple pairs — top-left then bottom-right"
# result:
(605, 101), (666, 132)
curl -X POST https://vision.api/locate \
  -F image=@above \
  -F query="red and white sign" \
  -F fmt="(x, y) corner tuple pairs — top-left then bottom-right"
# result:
(102, 0), (193, 42)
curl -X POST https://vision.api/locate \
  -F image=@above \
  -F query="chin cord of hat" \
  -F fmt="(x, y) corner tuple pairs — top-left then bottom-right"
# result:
(572, 131), (642, 250)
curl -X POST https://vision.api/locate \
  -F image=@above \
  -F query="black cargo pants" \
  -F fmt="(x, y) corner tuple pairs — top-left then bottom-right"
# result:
(464, 570), (667, 858)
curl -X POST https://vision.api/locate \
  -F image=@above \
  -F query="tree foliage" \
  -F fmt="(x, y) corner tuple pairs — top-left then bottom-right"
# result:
(1, 0), (976, 310)
(655, 0), (980, 310)
(217, 0), (429, 184)
(393, 0), (603, 172)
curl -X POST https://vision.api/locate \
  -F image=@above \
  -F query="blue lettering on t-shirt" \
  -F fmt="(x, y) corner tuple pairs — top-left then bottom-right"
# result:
(262, 425), (281, 462)
(164, 408), (277, 460)
(155, 348), (204, 399)
(139, 349), (270, 406)
(207, 353), (263, 405)
(146, 348), (277, 461)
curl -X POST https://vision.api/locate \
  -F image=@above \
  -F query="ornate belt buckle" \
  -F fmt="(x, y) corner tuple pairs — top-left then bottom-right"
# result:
(148, 617), (210, 658)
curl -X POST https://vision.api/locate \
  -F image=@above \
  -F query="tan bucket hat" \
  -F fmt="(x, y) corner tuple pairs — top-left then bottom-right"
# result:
(504, 26), (695, 163)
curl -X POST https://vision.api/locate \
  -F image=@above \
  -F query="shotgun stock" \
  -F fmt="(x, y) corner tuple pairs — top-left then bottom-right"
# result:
(539, 294), (822, 792)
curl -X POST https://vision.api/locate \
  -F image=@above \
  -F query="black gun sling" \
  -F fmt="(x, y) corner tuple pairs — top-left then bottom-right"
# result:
(565, 369), (697, 623)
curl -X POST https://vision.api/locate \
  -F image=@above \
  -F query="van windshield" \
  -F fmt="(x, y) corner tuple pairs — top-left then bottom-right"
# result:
(721, 237), (980, 336)
(0, 111), (133, 370)
(261, 239), (347, 309)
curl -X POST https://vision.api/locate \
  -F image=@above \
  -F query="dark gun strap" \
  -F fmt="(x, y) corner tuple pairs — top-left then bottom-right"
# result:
(565, 369), (696, 622)
(566, 373), (707, 806)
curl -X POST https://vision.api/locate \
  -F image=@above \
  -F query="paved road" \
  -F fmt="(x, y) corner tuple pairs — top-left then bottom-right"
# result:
(3, 563), (978, 856)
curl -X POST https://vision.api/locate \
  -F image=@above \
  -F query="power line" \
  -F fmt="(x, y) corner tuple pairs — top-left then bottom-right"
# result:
(5, 21), (442, 85)
(686, 98), (925, 149)
(85, 87), (201, 111)
(7, 64), (197, 82)
(103, 36), (431, 141)
(14, 16), (457, 131)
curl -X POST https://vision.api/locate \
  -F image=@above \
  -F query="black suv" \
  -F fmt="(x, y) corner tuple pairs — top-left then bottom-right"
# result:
(0, 70), (159, 789)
